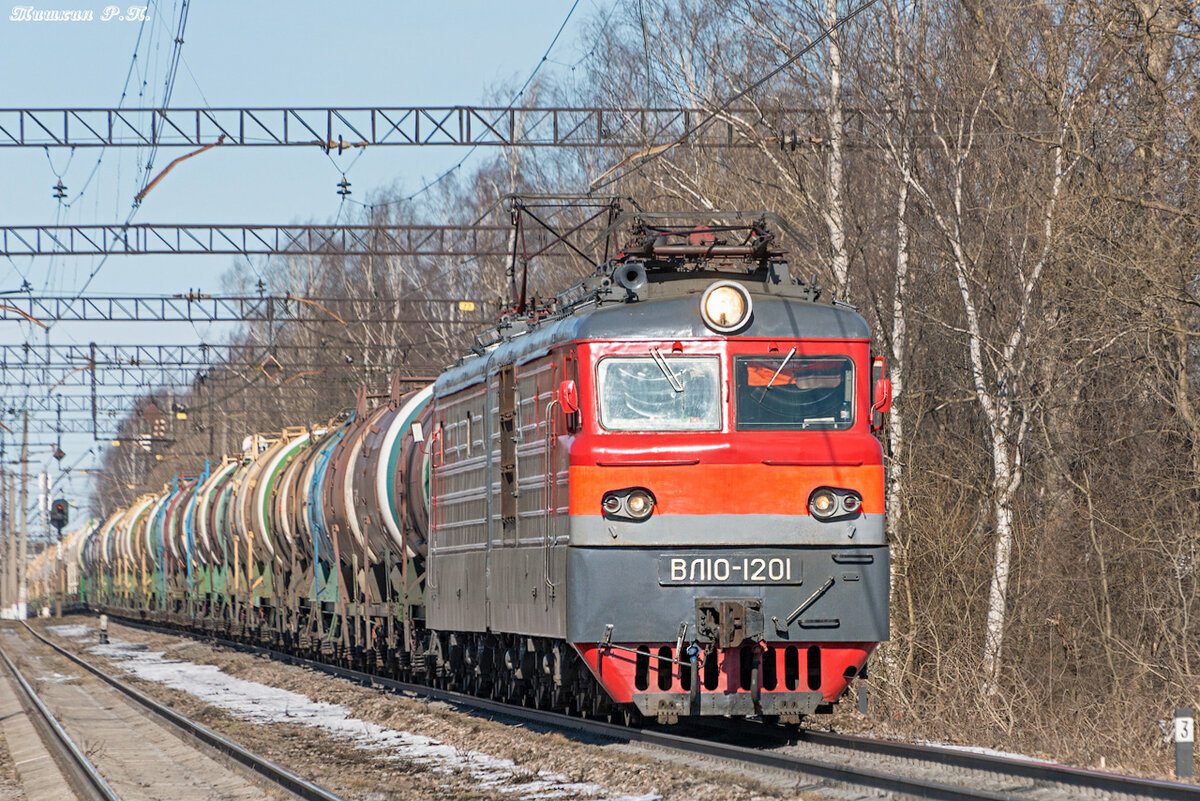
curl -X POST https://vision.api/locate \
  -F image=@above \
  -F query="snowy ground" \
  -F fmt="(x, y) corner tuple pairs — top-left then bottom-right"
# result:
(45, 624), (92, 638)
(47, 624), (659, 801)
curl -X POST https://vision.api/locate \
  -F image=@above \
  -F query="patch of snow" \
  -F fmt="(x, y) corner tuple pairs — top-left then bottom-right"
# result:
(36, 671), (79, 683)
(90, 637), (658, 801)
(45, 624), (92, 638)
(0, 603), (28, 620)
(90, 641), (147, 656)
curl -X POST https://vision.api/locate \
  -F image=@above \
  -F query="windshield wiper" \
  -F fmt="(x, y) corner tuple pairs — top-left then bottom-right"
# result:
(764, 347), (797, 390)
(650, 347), (684, 392)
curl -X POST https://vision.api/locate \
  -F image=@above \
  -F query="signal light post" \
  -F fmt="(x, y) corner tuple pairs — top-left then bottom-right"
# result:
(17, 412), (27, 620)
(50, 498), (68, 617)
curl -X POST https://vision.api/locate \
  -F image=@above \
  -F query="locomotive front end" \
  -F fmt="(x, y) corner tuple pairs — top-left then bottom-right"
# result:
(562, 227), (890, 722)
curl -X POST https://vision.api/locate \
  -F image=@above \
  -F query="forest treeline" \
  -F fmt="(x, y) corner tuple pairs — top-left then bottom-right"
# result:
(95, 0), (1200, 771)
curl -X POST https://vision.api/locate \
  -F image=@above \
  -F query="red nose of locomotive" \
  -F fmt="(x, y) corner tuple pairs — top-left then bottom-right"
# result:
(563, 317), (889, 721)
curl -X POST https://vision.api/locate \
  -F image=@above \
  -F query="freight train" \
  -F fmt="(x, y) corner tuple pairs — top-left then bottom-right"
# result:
(50, 213), (892, 724)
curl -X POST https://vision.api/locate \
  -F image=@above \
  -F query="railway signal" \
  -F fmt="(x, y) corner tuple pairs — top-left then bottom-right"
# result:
(49, 498), (68, 532)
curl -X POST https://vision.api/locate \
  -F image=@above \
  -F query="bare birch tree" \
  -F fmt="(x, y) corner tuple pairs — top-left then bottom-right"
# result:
(880, 2), (1091, 694)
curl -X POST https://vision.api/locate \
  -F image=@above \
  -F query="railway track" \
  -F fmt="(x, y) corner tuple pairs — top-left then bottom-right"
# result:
(0, 629), (117, 801)
(0, 621), (349, 801)
(79, 615), (1199, 801)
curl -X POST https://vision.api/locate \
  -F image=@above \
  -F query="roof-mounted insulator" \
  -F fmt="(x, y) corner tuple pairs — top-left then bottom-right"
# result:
(52, 179), (67, 200)
(337, 176), (351, 197)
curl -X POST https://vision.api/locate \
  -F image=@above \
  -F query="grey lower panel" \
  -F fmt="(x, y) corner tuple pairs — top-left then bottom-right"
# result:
(427, 549), (488, 632)
(565, 544), (889, 644)
(571, 513), (884, 547)
(485, 544), (567, 638)
(633, 690), (822, 717)
(428, 544), (567, 637)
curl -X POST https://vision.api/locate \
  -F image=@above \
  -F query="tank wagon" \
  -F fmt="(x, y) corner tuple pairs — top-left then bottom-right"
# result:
(26, 520), (95, 611)
(75, 213), (892, 724)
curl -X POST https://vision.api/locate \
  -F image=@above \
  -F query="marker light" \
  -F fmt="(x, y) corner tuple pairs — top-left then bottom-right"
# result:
(700, 281), (752, 333)
(809, 489), (838, 520)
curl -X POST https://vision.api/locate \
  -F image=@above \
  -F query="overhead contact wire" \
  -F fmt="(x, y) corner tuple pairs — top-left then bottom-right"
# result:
(587, 0), (884, 192)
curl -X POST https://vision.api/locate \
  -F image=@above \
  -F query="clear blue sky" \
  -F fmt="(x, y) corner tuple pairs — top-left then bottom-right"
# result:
(0, 0), (603, 528)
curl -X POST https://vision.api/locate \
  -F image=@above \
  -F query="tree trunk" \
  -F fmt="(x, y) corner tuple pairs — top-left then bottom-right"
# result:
(822, 0), (850, 297)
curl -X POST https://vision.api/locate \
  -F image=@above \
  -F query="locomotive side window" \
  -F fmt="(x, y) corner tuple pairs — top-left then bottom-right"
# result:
(734, 355), (854, 430)
(597, 355), (721, 431)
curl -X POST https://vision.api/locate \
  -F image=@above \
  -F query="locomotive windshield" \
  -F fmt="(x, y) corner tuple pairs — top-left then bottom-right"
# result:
(734, 355), (854, 430)
(597, 355), (721, 431)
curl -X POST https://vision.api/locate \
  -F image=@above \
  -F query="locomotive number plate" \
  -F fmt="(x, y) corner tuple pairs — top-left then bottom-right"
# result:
(658, 554), (802, 585)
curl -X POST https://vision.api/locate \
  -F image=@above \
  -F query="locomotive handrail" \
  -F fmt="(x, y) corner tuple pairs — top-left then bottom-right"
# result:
(542, 397), (561, 595)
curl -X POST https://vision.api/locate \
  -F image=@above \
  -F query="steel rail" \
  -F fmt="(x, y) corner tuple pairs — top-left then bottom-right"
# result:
(0, 634), (120, 801)
(21, 622), (350, 801)
(98, 616), (1197, 801)
(796, 728), (1200, 801)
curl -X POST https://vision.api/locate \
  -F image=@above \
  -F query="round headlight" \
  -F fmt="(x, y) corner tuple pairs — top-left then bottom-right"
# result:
(700, 281), (752, 333)
(626, 490), (654, 520)
(841, 493), (861, 513)
(602, 494), (622, 515)
(809, 489), (838, 520)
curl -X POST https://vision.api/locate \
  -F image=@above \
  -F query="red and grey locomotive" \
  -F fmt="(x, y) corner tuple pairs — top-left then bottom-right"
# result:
(426, 212), (890, 721)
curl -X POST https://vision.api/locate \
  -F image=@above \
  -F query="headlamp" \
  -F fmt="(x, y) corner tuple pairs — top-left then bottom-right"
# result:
(700, 281), (752, 333)
(626, 489), (654, 519)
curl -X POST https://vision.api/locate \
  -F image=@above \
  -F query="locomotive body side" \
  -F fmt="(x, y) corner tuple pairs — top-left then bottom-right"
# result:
(429, 322), (574, 639)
